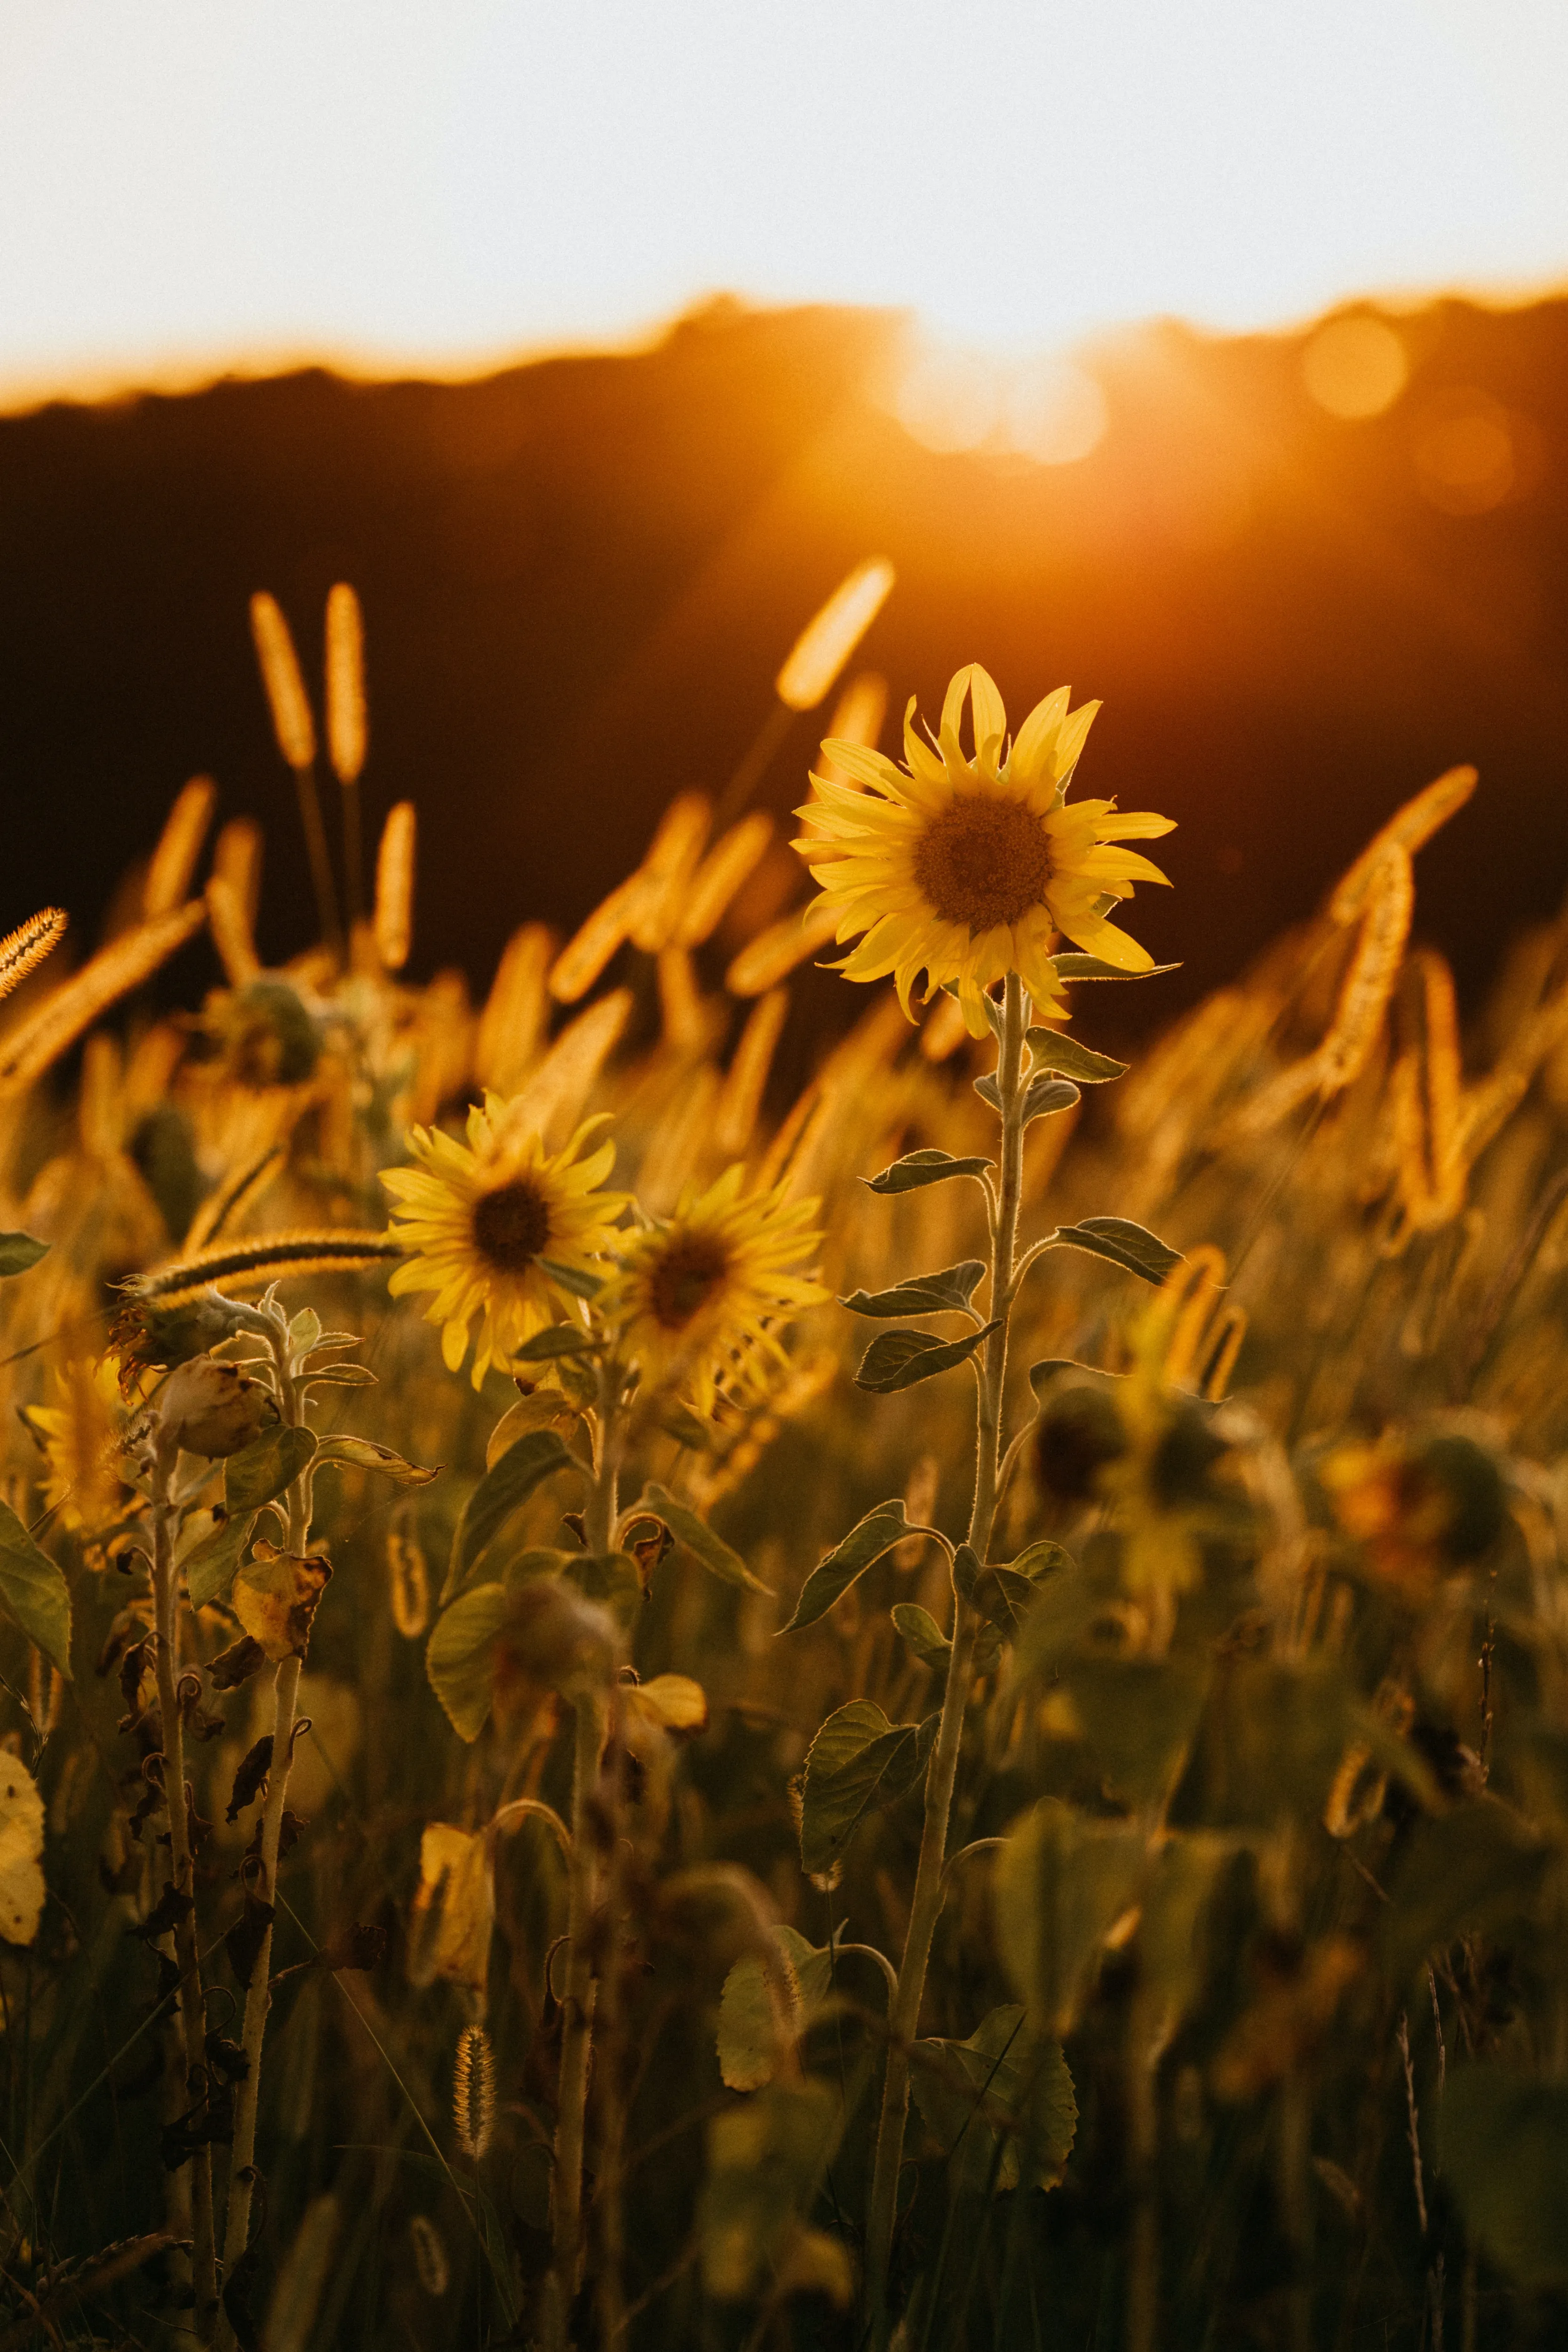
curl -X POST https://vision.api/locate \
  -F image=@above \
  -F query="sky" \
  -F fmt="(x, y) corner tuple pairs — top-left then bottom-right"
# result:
(3, 0), (1568, 407)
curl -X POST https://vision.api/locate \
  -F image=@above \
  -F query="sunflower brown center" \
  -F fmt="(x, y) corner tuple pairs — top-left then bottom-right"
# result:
(472, 1179), (552, 1274)
(646, 1233), (731, 1332)
(913, 795), (1054, 930)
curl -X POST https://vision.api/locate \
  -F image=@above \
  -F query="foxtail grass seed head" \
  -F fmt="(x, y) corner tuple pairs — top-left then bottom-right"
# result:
(250, 591), (317, 770)
(0, 903), (207, 1092)
(657, 945), (707, 1051)
(1329, 764), (1476, 925)
(374, 801), (416, 972)
(213, 814), (264, 931)
(628, 792), (712, 952)
(724, 896), (839, 997)
(549, 876), (644, 1003)
(206, 874), (262, 988)
(674, 814), (774, 949)
(143, 777), (217, 920)
(775, 558), (896, 712)
(715, 987), (789, 1158)
(453, 2024), (495, 2160)
(0, 907), (67, 1005)
(388, 1524), (431, 1639)
(476, 923), (554, 1093)
(408, 2215), (450, 2298)
(1318, 848), (1413, 1093)
(325, 582), (368, 785)
(919, 989), (971, 1062)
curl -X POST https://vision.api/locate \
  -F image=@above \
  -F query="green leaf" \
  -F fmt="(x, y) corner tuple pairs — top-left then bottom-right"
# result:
(717, 1925), (830, 2091)
(865, 1149), (993, 1195)
(1011, 1557), (1111, 1684)
(1381, 1795), (1550, 1988)
(840, 1260), (986, 1319)
(780, 1499), (910, 1633)
(224, 1424), (316, 1517)
(313, 1435), (438, 1487)
(0, 1500), (72, 1678)
(1441, 2069), (1568, 2290)
(1021, 1076), (1081, 1124)
(698, 2081), (844, 2303)
(994, 1798), (1149, 2038)
(971, 1565), (1044, 1640)
(892, 1602), (951, 1670)
(183, 1510), (258, 1608)
(538, 1258), (603, 1299)
(501, 1546), (581, 1594)
(426, 1582), (509, 1742)
(1049, 1217), (1183, 1286)
(912, 2006), (1077, 2195)
(1062, 1656), (1211, 1809)
(1136, 1834), (1238, 2053)
(854, 1321), (999, 1394)
(447, 1428), (583, 1600)
(639, 1482), (772, 1595)
(0, 1233), (49, 1278)
(559, 1549), (642, 1618)
(1025, 1031), (1130, 1084)
(287, 1307), (321, 1361)
(1028, 1358), (1111, 1400)
(799, 1700), (937, 1876)
(1005, 1539), (1075, 1581)
(1051, 953), (1182, 983)
(515, 1323), (597, 1362)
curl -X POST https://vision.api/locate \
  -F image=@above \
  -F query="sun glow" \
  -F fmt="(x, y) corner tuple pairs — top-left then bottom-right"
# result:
(2, 1), (1568, 406)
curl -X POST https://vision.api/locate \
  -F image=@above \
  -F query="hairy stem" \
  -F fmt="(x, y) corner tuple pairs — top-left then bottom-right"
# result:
(864, 973), (1028, 2320)
(150, 1467), (217, 2338)
(218, 1338), (311, 2332)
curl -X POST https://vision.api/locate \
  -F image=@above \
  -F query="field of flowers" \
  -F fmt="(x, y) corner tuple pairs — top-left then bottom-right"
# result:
(0, 575), (1566, 2351)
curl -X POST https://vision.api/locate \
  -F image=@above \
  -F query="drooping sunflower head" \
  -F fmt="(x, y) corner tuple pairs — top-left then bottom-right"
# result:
(606, 1165), (826, 1415)
(793, 662), (1175, 1036)
(382, 1096), (628, 1387)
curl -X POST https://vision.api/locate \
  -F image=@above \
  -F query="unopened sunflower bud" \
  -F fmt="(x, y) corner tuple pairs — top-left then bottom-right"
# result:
(155, 1354), (277, 1458)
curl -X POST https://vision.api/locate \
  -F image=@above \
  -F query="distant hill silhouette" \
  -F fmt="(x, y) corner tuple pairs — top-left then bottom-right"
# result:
(3, 294), (1566, 1048)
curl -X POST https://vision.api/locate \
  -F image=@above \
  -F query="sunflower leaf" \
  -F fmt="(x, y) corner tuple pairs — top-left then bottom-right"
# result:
(1026, 1031), (1130, 1084)
(780, 1499), (910, 1633)
(798, 1701), (940, 1876)
(638, 1482), (772, 1596)
(0, 1500), (72, 1678)
(515, 1323), (598, 1362)
(183, 1510), (259, 1608)
(854, 1322), (1000, 1394)
(426, 1582), (509, 1742)
(538, 1258), (603, 1300)
(446, 1428), (585, 1600)
(313, 1435), (438, 1487)
(1021, 1077), (1081, 1125)
(0, 1233), (49, 1278)
(1050, 954), (1183, 984)
(224, 1425), (317, 1517)
(865, 1149), (993, 1196)
(840, 1261), (985, 1319)
(1047, 1218), (1182, 1286)
(892, 1602), (951, 1670)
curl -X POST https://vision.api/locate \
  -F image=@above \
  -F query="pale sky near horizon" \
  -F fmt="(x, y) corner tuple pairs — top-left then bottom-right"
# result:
(3, 0), (1567, 408)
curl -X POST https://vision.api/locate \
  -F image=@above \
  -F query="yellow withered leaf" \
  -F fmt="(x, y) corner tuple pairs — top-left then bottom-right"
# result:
(407, 1823), (494, 2000)
(0, 1758), (45, 1947)
(233, 1544), (333, 1661)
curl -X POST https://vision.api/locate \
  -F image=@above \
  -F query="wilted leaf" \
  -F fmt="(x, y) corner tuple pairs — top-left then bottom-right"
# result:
(624, 1673), (708, 1732)
(1048, 1218), (1183, 1286)
(854, 1322), (999, 1394)
(208, 1635), (268, 1690)
(226, 1737), (274, 1823)
(1025, 1031), (1130, 1084)
(912, 2005), (1077, 2195)
(407, 1823), (494, 2001)
(840, 1261), (986, 1319)
(183, 1509), (257, 1608)
(0, 1499), (72, 1678)
(1441, 2069), (1568, 2289)
(225, 1424), (317, 1516)
(0, 1758), (46, 1947)
(799, 1701), (938, 1876)
(865, 1149), (993, 1195)
(232, 1546), (331, 1662)
(446, 1428), (583, 1599)
(638, 1482), (771, 1595)
(426, 1583), (509, 1742)
(0, 1232), (49, 1277)
(781, 1499), (909, 1633)
(313, 1435), (437, 1487)
(994, 1798), (1149, 2037)
(892, 1602), (951, 1670)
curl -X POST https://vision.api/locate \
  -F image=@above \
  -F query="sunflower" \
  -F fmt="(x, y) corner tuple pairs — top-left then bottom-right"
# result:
(793, 662), (1174, 1035)
(382, 1096), (627, 1387)
(607, 1166), (825, 1415)
(26, 1356), (143, 1543)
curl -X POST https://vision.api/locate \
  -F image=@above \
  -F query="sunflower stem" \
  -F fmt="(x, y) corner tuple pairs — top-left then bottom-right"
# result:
(864, 970), (1028, 2327)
